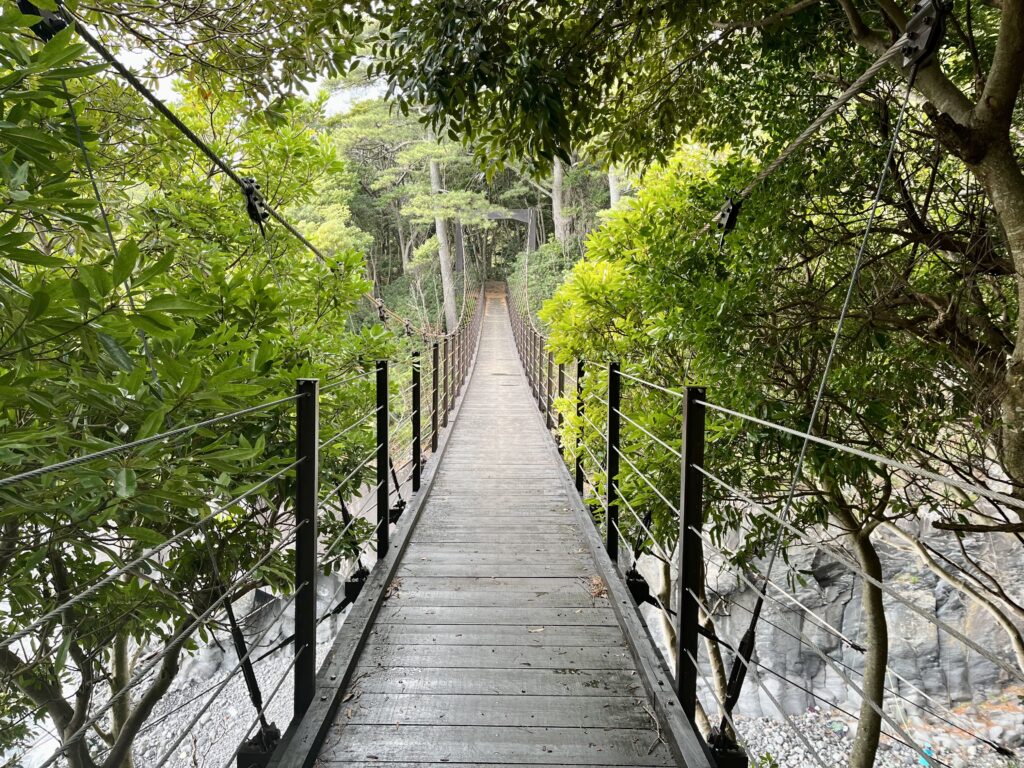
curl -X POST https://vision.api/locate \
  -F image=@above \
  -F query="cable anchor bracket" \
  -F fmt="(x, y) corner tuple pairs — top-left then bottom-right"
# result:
(900, 0), (951, 70)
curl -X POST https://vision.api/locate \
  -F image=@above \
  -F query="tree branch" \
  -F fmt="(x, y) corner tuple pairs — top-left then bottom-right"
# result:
(713, 0), (820, 31)
(976, 0), (1024, 129)
(933, 520), (1024, 532)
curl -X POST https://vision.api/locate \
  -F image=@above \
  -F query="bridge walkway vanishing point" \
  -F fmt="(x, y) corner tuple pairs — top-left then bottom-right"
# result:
(272, 284), (711, 768)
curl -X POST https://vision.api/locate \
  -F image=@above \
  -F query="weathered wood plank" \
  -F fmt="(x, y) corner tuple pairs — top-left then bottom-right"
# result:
(336, 693), (651, 729)
(366, 624), (624, 647)
(373, 605), (619, 626)
(358, 643), (635, 670)
(396, 563), (594, 578)
(319, 725), (674, 766)
(379, 577), (609, 608)
(349, 665), (647, 697)
(398, 550), (591, 565)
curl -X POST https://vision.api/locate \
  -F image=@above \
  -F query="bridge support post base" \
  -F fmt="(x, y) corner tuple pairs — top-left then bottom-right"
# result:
(237, 723), (281, 768)
(711, 745), (748, 768)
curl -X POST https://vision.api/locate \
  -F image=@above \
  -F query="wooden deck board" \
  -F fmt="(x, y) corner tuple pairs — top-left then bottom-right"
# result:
(315, 286), (680, 767)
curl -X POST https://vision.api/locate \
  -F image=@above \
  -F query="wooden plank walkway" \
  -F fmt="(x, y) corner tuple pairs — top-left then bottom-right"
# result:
(302, 286), (693, 767)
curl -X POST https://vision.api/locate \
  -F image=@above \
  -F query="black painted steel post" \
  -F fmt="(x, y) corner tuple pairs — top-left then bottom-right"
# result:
(442, 335), (450, 427)
(605, 362), (621, 562)
(557, 362), (565, 455)
(545, 351), (554, 429)
(294, 378), (319, 719)
(412, 351), (422, 492)
(536, 331), (544, 411)
(676, 386), (706, 718)
(431, 341), (440, 452)
(575, 360), (584, 494)
(376, 361), (389, 557)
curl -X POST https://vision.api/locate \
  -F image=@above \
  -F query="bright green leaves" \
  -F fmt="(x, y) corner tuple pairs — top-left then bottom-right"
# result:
(0, 19), (379, 762)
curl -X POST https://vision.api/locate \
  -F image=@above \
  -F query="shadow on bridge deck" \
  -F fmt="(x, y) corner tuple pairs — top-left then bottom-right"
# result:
(270, 284), (711, 768)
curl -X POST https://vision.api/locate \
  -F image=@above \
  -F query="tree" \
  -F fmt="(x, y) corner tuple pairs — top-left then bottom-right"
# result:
(540, 144), (1023, 768)
(0, 12), (381, 766)
(365, 0), (1024, 503)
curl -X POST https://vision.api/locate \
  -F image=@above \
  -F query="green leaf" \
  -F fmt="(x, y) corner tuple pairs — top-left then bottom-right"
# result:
(114, 468), (137, 499)
(135, 407), (169, 440)
(26, 289), (49, 322)
(120, 525), (168, 546)
(142, 294), (215, 317)
(112, 240), (139, 285)
(97, 332), (135, 372)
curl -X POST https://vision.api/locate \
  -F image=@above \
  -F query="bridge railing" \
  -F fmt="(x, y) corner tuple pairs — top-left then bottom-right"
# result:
(0, 286), (485, 768)
(505, 283), (1022, 768)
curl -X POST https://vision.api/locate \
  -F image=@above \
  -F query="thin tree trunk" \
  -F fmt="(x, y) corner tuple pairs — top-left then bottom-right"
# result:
(552, 157), (569, 245)
(429, 158), (459, 331)
(112, 633), (135, 768)
(836, 512), (887, 768)
(608, 167), (620, 206)
(975, 139), (1024, 508)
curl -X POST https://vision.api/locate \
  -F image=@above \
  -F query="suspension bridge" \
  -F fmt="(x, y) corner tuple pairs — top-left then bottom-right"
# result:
(6, 3), (1023, 767)
(269, 284), (711, 768)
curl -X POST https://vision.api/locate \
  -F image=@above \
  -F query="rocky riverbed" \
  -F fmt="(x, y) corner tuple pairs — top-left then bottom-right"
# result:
(732, 705), (1023, 768)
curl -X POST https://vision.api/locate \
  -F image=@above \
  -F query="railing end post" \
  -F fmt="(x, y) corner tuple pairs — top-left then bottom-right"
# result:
(676, 385), (706, 723)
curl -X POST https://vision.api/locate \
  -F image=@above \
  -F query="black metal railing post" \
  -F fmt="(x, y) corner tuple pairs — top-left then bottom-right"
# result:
(575, 360), (584, 494)
(412, 351), (421, 493)
(431, 341), (440, 451)
(676, 386), (706, 718)
(605, 362), (621, 562)
(442, 335), (450, 427)
(536, 331), (544, 411)
(545, 351), (554, 428)
(376, 361), (389, 557)
(294, 378), (319, 719)
(557, 361), (565, 454)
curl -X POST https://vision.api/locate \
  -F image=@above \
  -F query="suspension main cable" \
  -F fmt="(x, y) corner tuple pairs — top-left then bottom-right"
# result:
(57, 5), (437, 339)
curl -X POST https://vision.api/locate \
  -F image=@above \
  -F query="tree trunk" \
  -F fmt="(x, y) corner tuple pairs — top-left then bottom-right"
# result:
(429, 159), (459, 331)
(608, 167), (620, 206)
(552, 157), (569, 245)
(845, 523), (888, 768)
(973, 139), (1024, 510)
(453, 220), (465, 272)
(396, 213), (410, 273)
(112, 633), (135, 768)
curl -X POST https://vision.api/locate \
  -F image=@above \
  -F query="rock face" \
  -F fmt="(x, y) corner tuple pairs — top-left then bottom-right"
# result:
(691, 522), (1024, 754)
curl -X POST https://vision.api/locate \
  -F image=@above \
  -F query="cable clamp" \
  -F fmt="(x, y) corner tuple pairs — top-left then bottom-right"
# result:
(240, 177), (270, 235)
(901, 0), (951, 69)
(390, 498), (407, 522)
(344, 565), (369, 603)
(713, 196), (742, 234)
(17, 0), (67, 41)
